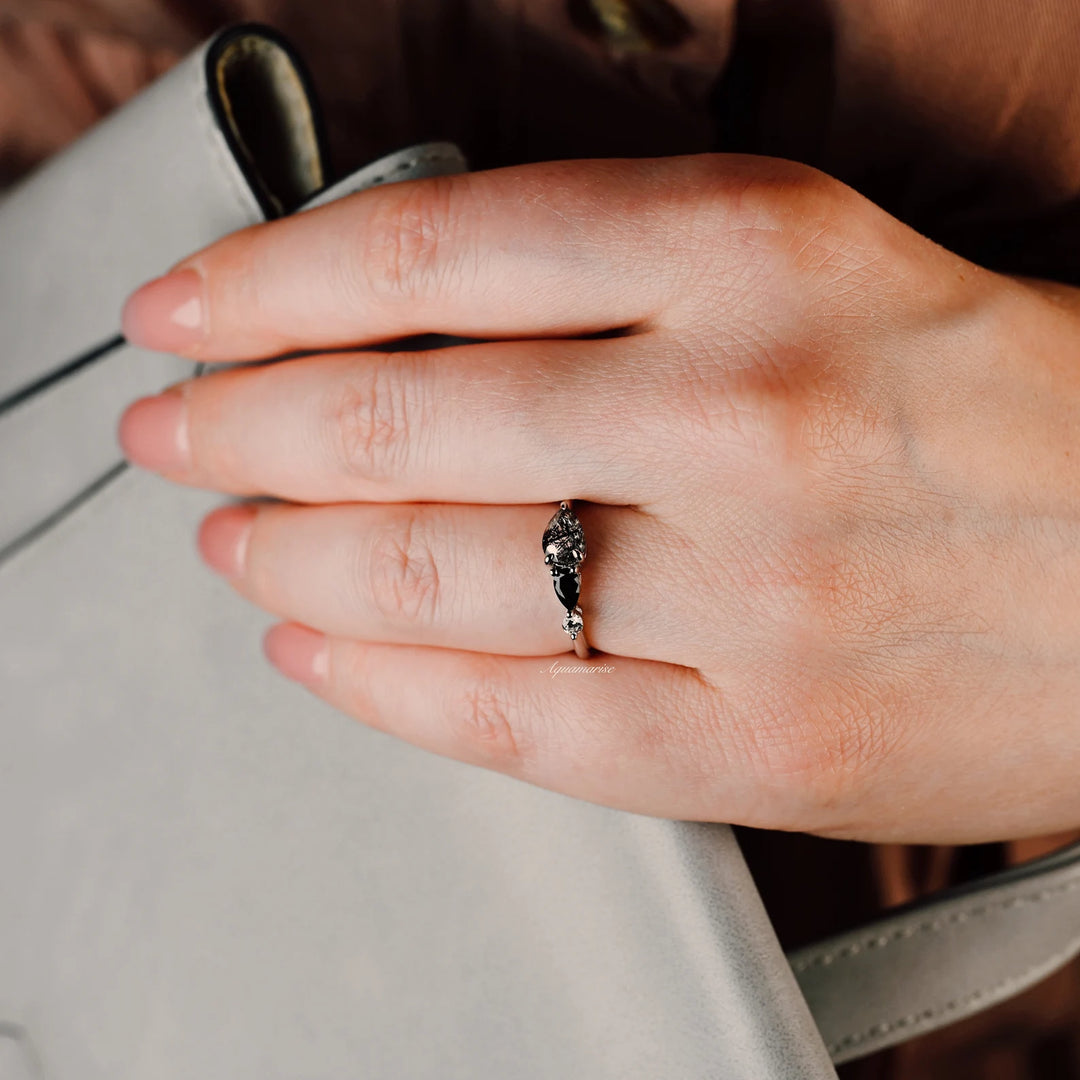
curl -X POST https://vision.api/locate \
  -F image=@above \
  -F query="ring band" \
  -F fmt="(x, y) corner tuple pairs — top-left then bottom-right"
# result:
(542, 500), (591, 659)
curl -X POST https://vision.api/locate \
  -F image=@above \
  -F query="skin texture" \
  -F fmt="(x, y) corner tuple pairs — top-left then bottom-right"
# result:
(118, 154), (1080, 844)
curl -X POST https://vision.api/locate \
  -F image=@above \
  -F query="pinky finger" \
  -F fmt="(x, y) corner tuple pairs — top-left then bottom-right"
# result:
(262, 623), (741, 820)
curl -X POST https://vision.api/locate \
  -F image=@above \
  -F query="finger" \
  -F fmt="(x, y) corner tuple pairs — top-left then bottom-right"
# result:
(198, 500), (720, 666)
(119, 155), (776, 361)
(118, 337), (674, 506)
(262, 627), (749, 821)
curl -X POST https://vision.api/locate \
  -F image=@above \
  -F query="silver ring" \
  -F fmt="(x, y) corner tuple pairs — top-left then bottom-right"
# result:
(542, 500), (591, 659)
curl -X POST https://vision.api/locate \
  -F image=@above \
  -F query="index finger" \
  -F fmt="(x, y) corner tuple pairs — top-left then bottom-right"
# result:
(119, 154), (793, 362)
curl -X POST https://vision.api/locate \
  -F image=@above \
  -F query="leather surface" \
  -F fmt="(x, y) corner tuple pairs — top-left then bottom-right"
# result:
(0, 26), (464, 559)
(0, 25), (838, 1080)
(0, 34), (261, 557)
(0, 37), (259, 406)
(790, 840), (1080, 1063)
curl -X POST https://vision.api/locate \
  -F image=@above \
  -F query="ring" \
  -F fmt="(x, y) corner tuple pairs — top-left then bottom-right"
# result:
(542, 500), (591, 659)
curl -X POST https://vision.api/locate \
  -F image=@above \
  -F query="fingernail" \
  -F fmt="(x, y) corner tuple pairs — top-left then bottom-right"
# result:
(122, 267), (206, 351)
(263, 623), (329, 686)
(117, 385), (191, 472)
(197, 504), (256, 578)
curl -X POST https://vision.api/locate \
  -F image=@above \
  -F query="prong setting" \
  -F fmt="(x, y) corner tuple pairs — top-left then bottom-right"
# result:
(541, 502), (588, 646)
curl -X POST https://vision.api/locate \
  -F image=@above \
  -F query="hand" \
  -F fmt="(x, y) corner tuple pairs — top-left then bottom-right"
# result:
(118, 155), (1080, 843)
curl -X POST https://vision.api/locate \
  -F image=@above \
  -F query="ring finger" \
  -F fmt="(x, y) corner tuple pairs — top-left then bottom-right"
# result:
(199, 499), (730, 665)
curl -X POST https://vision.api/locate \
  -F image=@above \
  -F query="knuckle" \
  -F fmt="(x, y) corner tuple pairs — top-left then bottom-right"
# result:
(669, 158), (888, 335)
(745, 168), (885, 304)
(663, 296), (875, 482)
(735, 161), (848, 239)
(667, 369), (816, 493)
(325, 361), (415, 482)
(448, 659), (526, 770)
(681, 366), (875, 509)
(356, 177), (461, 304)
(363, 510), (444, 628)
(697, 161), (871, 301)
(679, 358), (783, 463)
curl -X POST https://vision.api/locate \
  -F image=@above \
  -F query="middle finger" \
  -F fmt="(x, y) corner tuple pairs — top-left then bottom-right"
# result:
(119, 337), (672, 507)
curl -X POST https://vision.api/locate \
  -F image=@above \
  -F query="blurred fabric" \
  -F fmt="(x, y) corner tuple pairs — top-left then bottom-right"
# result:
(3, 1), (1079, 1074)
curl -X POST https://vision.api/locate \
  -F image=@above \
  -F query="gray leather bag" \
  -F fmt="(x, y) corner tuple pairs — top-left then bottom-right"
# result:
(1, 24), (1077, 1079)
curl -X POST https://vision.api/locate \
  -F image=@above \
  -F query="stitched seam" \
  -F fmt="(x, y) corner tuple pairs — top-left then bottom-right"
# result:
(358, 149), (463, 188)
(791, 875), (1080, 973)
(825, 931), (1080, 1056)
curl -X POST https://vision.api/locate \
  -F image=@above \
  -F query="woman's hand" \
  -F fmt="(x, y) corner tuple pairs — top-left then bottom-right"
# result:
(118, 155), (1080, 843)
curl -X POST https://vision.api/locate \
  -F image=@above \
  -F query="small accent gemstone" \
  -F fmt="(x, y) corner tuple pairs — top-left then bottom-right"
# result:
(553, 571), (581, 610)
(562, 609), (584, 639)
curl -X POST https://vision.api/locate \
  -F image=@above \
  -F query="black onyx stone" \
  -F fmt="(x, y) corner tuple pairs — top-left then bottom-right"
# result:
(553, 571), (581, 611)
